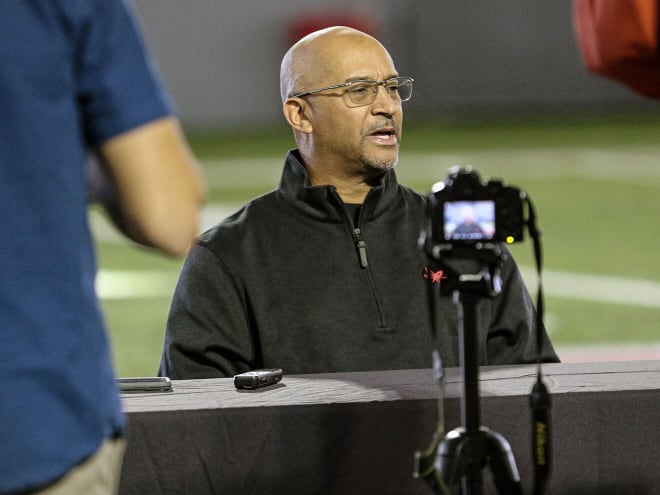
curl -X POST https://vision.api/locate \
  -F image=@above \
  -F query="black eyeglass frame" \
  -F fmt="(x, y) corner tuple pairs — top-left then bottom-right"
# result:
(289, 76), (414, 106)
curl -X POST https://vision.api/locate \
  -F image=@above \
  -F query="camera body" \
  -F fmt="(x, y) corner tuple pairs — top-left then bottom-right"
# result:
(427, 166), (526, 246)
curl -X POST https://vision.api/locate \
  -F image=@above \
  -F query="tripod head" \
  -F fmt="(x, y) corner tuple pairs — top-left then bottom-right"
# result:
(417, 165), (525, 299)
(423, 242), (507, 298)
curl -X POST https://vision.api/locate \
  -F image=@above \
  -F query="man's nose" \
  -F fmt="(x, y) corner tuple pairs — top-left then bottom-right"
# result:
(371, 84), (399, 115)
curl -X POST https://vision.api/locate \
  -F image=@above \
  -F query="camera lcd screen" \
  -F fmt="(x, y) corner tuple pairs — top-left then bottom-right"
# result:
(443, 200), (495, 241)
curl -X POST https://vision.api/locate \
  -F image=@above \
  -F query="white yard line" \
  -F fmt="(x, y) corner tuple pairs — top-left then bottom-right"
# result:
(555, 342), (660, 362)
(395, 145), (660, 186)
(96, 265), (660, 309)
(519, 268), (660, 309)
(96, 268), (660, 361)
(94, 204), (660, 308)
(96, 270), (179, 299)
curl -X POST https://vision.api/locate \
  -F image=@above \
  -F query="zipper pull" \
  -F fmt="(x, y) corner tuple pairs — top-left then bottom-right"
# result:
(354, 228), (368, 268)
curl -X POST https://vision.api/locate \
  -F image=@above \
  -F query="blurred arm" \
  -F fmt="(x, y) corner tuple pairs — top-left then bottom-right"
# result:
(92, 116), (206, 257)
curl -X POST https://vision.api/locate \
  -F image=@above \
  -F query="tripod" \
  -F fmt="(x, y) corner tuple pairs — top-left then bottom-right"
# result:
(415, 168), (552, 494)
(419, 246), (523, 495)
(435, 288), (523, 495)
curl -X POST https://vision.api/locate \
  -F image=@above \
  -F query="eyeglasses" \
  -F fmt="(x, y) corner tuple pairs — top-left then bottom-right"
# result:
(290, 76), (414, 107)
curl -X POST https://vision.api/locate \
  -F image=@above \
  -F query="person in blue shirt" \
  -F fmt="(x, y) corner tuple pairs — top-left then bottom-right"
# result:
(0, 1), (205, 493)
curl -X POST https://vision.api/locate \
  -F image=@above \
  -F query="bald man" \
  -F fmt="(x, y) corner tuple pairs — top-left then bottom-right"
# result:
(159, 27), (558, 379)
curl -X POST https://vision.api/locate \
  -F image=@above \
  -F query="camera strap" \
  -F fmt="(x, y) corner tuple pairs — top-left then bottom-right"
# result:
(412, 350), (452, 494)
(413, 277), (452, 493)
(525, 196), (552, 495)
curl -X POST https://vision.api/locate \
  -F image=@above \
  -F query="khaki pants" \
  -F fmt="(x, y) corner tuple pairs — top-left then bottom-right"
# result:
(31, 437), (126, 495)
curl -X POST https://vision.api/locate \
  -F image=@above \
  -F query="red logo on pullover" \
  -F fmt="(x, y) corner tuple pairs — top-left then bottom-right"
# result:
(423, 266), (447, 285)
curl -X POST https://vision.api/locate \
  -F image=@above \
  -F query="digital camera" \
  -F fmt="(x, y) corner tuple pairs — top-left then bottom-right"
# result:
(427, 166), (526, 245)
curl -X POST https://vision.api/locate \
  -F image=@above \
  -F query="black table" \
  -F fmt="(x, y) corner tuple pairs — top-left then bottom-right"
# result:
(119, 360), (660, 494)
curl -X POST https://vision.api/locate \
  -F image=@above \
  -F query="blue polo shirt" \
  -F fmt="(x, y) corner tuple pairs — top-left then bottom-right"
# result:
(0, 1), (172, 492)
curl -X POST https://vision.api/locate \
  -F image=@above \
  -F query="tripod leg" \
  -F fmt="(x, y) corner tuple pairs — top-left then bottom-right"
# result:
(485, 429), (523, 495)
(434, 429), (467, 493)
(436, 428), (490, 495)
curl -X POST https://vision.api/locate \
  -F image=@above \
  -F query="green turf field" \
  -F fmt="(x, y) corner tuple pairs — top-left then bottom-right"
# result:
(97, 114), (660, 376)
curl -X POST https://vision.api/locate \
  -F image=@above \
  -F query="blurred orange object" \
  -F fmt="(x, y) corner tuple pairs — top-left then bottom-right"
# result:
(573, 0), (660, 98)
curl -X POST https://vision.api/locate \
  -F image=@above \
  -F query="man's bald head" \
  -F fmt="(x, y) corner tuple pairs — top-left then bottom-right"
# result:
(279, 26), (392, 103)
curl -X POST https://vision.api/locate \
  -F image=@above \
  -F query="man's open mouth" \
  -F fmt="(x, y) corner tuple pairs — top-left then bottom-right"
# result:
(368, 127), (398, 145)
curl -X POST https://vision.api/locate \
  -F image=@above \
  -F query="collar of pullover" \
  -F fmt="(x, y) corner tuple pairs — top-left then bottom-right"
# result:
(278, 149), (401, 222)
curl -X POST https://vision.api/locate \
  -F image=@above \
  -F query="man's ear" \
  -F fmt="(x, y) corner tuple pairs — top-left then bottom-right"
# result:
(283, 99), (313, 134)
